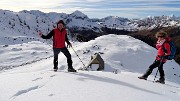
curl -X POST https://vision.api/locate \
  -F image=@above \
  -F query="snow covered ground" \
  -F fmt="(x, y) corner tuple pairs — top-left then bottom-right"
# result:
(0, 34), (180, 101)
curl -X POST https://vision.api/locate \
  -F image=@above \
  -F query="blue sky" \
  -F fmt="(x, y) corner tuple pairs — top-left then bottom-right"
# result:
(0, 0), (180, 18)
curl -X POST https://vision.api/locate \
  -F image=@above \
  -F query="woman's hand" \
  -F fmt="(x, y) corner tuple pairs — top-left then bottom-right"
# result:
(38, 32), (43, 37)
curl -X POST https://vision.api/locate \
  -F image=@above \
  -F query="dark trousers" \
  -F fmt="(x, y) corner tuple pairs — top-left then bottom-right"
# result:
(144, 59), (165, 78)
(53, 48), (72, 69)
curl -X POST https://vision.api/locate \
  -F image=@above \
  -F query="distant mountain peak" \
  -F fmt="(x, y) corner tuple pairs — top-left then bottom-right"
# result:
(70, 10), (88, 19)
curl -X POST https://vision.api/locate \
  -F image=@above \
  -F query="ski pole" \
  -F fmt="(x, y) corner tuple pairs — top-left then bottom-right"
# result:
(153, 57), (164, 82)
(71, 46), (86, 69)
(153, 69), (159, 82)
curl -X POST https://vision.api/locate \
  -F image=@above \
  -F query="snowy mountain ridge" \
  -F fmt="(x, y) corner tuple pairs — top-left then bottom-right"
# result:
(1, 9), (180, 38)
(1, 9), (180, 45)
(20, 10), (180, 29)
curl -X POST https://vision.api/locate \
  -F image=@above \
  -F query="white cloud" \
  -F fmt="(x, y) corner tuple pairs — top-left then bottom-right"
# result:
(0, 0), (77, 12)
(0, 0), (180, 18)
(85, 0), (105, 2)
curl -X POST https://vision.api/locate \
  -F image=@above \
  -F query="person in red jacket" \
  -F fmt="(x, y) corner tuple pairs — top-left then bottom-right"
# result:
(38, 20), (76, 72)
(138, 30), (171, 84)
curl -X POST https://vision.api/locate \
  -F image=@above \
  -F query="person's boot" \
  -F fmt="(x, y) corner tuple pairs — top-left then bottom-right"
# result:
(138, 68), (152, 80)
(156, 77), (165, 84)
(53, 58), (58, 72)
(138, 76), (147, 80)
(67, 59), (76, 72)
(53, 67), (58, 72)
(68, 67), (77, 72)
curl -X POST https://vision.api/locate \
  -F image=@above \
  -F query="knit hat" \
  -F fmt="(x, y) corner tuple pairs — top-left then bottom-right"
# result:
(57, 20), (65, 25)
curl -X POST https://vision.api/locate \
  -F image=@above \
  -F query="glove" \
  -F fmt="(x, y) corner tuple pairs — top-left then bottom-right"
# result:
(67, 43), (72, 48)
(160, 55), (169, 59)
(38, 31), (43, 37)
(164, 55), (169, 59)
(159, 55), (167, 59)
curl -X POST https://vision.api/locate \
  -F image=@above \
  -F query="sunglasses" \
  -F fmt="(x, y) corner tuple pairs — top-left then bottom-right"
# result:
(158, 36), (164, 38)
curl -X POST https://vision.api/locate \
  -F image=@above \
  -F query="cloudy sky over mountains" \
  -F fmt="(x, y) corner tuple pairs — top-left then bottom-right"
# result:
(0, 0), (180, 18)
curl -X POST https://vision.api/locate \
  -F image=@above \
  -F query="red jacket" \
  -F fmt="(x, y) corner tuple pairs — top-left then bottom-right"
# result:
(41, 28), (70, 48)
(53, 28), (66, 48)
(156, 37), (171, 62)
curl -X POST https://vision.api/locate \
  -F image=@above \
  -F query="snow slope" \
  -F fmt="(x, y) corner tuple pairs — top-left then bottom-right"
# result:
(0, 34), (180, 101)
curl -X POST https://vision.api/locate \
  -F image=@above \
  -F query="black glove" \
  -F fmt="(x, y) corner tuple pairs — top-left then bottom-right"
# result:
(67, 43), (72, 48)
(67, 44), (70, 48)
(162, 55), (169, 59)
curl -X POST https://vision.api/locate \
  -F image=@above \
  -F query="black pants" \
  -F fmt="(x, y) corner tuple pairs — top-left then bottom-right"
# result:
(53, 48), (72, 69)
(148, 59), (165, 77)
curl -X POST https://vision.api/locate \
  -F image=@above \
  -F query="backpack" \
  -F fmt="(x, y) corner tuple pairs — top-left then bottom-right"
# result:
(162, 41), (176, 60)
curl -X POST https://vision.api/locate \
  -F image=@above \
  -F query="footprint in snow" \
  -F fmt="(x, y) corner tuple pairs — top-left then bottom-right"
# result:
(50, 75), (56, 77)
(170, 91), (177, 93)
(48, 94), (54, 96)
(170, 91), (180, 95)
(11, 85), (43, 99)
(32, 77), (43, 81)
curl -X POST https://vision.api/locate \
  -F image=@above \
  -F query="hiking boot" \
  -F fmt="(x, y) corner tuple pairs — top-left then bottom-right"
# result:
(138, 68), (152, 80)
(54, 69), (58, 72)
(138, 76), (147, 80)
(155, 80), (165, 84)
(68, 68), (77, 72)
(156, 77), (165, 84)
(54, 67), (58, 72)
